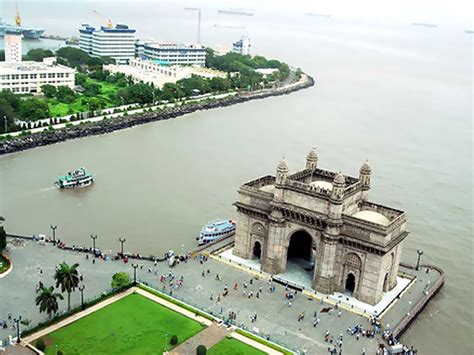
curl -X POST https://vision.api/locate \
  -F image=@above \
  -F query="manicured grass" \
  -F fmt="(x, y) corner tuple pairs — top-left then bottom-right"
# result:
(47, 79), (120, 117)
(40, 293), (205, 354)
(48, 100), (87, 117)
(0, 255), (10, 274)
(208, 337), (266, 355)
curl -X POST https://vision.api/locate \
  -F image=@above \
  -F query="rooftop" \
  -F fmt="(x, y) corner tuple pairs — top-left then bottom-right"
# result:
(0, 60), (74, 73)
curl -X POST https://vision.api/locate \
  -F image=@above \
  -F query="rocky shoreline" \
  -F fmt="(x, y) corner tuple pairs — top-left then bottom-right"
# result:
(0, 75), (314, 156)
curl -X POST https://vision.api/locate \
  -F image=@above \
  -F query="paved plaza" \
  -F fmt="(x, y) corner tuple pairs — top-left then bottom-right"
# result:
(0, 238), (441, 354)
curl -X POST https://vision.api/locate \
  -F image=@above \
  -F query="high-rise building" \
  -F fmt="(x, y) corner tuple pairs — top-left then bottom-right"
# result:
(232, 36), (251, 56)
(135, 41), (206, 66)
(79, 24), (136, 64)
(4, 32), (22, 63)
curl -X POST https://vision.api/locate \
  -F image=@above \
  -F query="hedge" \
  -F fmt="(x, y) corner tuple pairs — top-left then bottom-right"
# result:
(234, 329), (294, 355)
(137, 283), (214, 321)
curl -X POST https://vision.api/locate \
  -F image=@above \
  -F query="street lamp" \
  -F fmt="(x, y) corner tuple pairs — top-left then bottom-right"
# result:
(163, 333), (169, 353)
(90, 234), (98, 256)
(3, 115), (7, 134)
(13, 316), (22, 343)
(78, 285), (85, 309)
(416, 250), (424, 271)
(152, 90), (155, 106)
(131, 263), (138, 285)
(50, 225), (58, 243)
(119, 238), (126, 256)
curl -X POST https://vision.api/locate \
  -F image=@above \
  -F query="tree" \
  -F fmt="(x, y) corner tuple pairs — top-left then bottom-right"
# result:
(35, 285), (63, 319)
(127, 83), (154, 104)
(54, 262), (80, 311)
(83, 82), (101, 97)
(0, 216), (6, 252)
(19, 99), (50, 121)
(169, 335), (178, 345)
(41, 84), (57, 98)
(75, 73), (87, 87)
(88, 97), (102, 111)
(24, 48), (54, 62)
(111, 272), (131, 288)
(196, 345), (207, 355)
(0, 99), (15, 134)
(56, 86), (76, 103)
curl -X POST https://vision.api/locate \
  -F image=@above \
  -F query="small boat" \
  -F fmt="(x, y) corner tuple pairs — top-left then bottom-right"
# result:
(56, 167), (94, 189)
(196, 219), (236, 245)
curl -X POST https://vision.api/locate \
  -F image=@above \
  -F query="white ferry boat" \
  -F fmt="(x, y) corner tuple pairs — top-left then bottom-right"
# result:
(196, 219), (236, 245)
(55, 168), (94, 189)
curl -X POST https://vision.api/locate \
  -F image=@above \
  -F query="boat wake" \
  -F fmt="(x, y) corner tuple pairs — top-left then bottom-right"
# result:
(41, 186), (58, 192)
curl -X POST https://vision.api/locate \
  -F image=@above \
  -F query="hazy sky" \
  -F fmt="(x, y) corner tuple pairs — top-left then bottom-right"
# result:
(2, 0), (474, 27)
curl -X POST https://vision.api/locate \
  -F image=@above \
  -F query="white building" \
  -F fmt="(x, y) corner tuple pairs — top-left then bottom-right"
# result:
(104, 58), (225, 88)
(4, 32), (23, 63)
(232, 36), (251, 55)
(135, 41), (206, 66)
(79, 24), (136, 64)
(0, 58), (75, 94)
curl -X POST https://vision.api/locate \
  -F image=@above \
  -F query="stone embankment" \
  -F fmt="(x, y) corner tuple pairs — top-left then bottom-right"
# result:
(0, 75), (314, 156)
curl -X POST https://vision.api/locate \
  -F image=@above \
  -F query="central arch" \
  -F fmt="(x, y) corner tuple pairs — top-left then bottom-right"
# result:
(287, 230), (313, 261)
(284, 230), (316, 287)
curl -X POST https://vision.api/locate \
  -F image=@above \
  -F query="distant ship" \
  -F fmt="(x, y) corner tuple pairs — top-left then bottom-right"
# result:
(0, 2), (45, 40)
(218, 9), (254, 16)
(56, 168), (94, 189)
(411, 23), (437, 28)
(305, 13), (332, 18)
(196, 219), (236, 245)
(465, 30), (474, 34)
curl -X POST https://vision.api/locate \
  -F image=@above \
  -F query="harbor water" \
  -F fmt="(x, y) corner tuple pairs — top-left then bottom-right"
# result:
(0, 2), (472, 353)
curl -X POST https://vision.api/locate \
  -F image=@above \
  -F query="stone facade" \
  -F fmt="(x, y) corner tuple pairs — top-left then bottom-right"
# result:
(233, 148), (408, 305)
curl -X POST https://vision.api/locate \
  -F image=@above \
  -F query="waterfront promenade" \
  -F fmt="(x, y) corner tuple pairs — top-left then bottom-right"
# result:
(0, 237), (442, 354)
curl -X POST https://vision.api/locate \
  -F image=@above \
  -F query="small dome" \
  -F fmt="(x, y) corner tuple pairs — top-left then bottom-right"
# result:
(277, 157), (289, 173)
(360, 160), (372, 174)
(307, 147), (318, 161)
(352, 210), (390, 226)
(333, 172), (345, 185)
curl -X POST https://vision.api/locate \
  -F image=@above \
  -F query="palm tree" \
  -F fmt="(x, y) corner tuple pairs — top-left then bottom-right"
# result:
(54, 262), (80, 311)
(35, 285), (63, 319)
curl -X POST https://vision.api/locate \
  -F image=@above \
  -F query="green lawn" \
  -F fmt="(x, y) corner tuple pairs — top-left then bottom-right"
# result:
(47, 79), (120, 118)
(0, 255), (10, 274)
(208, 337), (266, 355)
(40, 293), (205, 354)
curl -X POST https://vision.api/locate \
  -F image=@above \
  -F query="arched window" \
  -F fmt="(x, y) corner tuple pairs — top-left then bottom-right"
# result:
(344, 253), (362, 270)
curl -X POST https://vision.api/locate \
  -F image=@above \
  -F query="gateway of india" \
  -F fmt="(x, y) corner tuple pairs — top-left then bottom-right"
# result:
(233, 148), (409, 305)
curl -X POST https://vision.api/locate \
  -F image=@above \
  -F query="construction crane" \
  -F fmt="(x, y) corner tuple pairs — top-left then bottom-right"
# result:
(15, 0), (21, 26)
(184, 7), (201, 44)
(93, 10), (113, 28)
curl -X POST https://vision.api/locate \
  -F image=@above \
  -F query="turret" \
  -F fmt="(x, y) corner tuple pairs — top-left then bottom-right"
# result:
(328, 172), (345, 222)
(275, 157), (289, 186)
(306, 147), (318, 170)
(359, 160), (371, 201)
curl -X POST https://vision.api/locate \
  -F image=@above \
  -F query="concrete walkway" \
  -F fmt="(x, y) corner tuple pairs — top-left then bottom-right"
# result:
(169, 324), (228, 355)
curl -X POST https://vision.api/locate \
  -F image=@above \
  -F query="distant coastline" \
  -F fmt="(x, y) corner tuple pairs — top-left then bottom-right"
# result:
(0, 74), (314, 156)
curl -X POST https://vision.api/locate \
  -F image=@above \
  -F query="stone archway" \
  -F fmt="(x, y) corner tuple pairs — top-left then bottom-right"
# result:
(345, 273), (356, 294)
(253, 241), (262, 259)
(284, 229), (316, 286)
(341, 252), (362, 295)
(287, 230), (313, 261)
